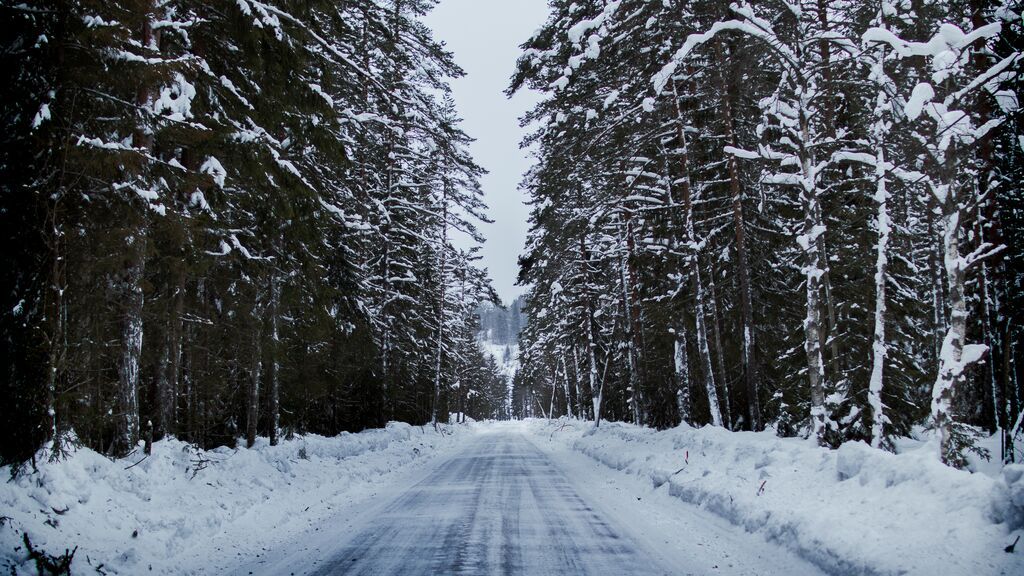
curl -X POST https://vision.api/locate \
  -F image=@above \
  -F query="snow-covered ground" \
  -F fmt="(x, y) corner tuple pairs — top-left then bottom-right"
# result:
(0, 423), (474, 575)
(4, 419), (1023, 575)
(520, 418), (1024, 576)
(233, 423), (824, 576)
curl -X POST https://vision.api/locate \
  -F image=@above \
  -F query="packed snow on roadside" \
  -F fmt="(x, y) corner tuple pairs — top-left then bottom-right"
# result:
(523, 418), (1024, 576)
(1, 422), (473, 575)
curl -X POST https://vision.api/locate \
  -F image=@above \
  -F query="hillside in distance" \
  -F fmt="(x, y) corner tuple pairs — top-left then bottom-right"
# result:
(476, 296), (527, 407)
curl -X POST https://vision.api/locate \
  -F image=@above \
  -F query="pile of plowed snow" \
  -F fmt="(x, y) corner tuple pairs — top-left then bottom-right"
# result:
(525, 419), (1024, 576)
(1, 422), (471, 575)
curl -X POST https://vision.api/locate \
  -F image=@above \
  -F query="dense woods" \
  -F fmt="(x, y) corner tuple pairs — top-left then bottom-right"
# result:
(2, 0), (1022, 474)
(510, 0), (1022, 466)
(0, 0), (509, 466)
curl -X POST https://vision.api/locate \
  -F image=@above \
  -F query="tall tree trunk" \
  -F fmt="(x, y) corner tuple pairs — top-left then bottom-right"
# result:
(431, 196), (448, 425)
(867, 22), (892, 450)
(183, 278), (201, 444)
(620, 216), (643, 426)
(869, 148), (891, 449)
(717, 41), (762, 430)
(582, 235), (603, 427)
(549, 364), (557, 419)
(672, 81), (722, 426)
(246, 300), (262, 449)
(268, 275), (281, 446)
(571, 345), (584, 419)
(114, 0), (159, 457)
(798, 103), (829, 446)
(706, 260), (732, 429)
(674, 329), (692, 424)
(116, 233), (146, 456)
(560, 354), (574, 419)
(814, 0), (841, 380)
(157, 267), (184, 439)
(931, 185), (979, 466)
(44, 193), (66, 457)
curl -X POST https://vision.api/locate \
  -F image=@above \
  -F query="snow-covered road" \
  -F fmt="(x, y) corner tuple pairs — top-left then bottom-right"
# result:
(244, 426), (825, 576)
(308, 430), (663, 575)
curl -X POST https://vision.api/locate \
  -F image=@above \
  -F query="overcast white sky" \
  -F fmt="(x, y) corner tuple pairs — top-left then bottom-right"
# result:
(423, 0), (549, 305)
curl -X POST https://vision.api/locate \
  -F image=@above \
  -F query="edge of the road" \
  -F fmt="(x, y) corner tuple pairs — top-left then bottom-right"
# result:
(224, 422), (826, 576)
(221, 425), (483, 576)
(517, 423), (829, 576)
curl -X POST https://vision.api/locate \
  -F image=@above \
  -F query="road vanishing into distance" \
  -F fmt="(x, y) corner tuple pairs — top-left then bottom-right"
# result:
(237, 428), (825, 576)
(309, 432), (667, 575)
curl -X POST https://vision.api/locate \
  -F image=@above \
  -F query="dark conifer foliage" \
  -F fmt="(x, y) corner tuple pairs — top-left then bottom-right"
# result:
(0, 0), (503, 464)
(510, 0), (1022, 467)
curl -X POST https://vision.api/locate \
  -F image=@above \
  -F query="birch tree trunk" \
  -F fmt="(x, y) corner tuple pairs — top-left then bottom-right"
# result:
(867, 22), (892, 449)
(868, 149), (891, 449)
(798, 109), (829, 446)
(931, 186), (976, 466)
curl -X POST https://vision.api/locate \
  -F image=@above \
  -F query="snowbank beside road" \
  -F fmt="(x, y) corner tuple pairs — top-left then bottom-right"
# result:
(1, 423), (472, 575)
(524, 419), (1024, 576)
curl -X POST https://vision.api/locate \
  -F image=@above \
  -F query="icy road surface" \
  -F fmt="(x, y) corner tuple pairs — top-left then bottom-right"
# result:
(239, 427), (825, 576)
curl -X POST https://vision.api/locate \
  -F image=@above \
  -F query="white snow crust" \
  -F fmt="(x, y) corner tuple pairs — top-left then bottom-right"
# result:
(1, 423), (472, 575)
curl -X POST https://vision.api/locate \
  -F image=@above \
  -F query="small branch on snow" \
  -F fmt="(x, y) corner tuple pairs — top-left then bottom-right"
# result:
(548, 422), (570, 440)
(123, 455), (149, 470)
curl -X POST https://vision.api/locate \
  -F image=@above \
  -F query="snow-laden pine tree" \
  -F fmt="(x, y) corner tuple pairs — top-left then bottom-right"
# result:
(0, 0), (507, 465)
(511, 0), (1022, 467)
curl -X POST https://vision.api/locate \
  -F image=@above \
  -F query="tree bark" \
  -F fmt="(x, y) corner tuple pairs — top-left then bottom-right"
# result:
(431, 190), (449, 426)
(674, 329), (692, 424)
(717, 41), (762, 430)
(706, 260), (732, 429)
(246, 301), (262, 449)
(581, 235), (603, 427)
(931, 180), (981, 466)
(798, 102), (829, 446)
(116, 232), (146, 456)
(620, 216), (644, 426)
(672, 80), (723, 426)
(867, 20), (892, 449)
(268, 275), (281, 446)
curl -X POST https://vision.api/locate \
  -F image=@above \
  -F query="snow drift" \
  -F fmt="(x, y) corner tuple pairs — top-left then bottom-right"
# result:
(1, 423), (470, 575)
(527, 419), (1024, 576)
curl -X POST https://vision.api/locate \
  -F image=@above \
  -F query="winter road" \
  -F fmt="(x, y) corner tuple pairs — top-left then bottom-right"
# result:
(307, 431), (667, 575)
(238, 427), (825, 576)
